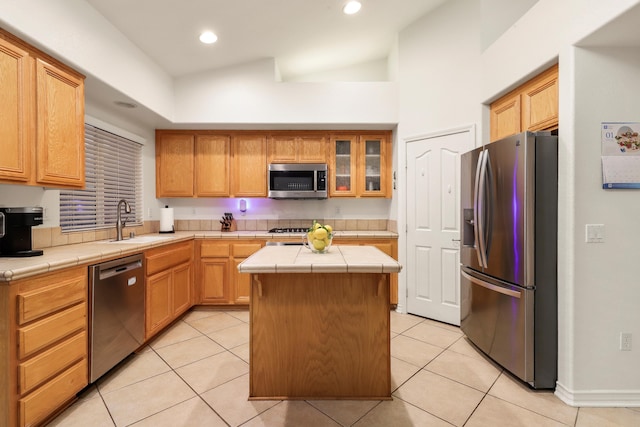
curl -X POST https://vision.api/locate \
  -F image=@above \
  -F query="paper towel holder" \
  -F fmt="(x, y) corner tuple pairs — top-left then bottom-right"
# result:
(159, 205), (175, 234)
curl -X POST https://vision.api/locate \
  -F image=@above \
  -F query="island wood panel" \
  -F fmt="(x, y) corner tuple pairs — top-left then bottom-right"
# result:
(250, 272), (391, 400)
(332, 237), (399, 306)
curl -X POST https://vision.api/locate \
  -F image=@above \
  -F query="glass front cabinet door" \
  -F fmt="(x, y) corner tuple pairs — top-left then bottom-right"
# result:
(330, 133), (390, 197)
(330, 135), (357, 197)
(361, 136), (383, 195)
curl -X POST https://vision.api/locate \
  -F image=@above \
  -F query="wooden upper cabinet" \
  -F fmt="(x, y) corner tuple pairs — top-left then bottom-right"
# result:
(358, 134), (390, 197)
(0, 36), (31, 183)
(267, 133), (327, 163)
(0, 28), (85, 189)
(35, 59), (85, 188)
(267, 135), (297, 163)
(232, 134), (267, 197)
(521, 64), (559, 132)
(155, 133), (195, 197)
(329, 132), (391, 198)
(154, 130), (391, 198)
(490, 92), (521, 142)
(195, 135), (230, 196)
(156, 131), (268, 198)
(490, 64), (558, 142)
(330, 135), (358, 197)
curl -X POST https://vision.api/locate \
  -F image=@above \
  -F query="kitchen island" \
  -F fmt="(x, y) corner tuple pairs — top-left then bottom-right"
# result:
(237, 245), (402, 400)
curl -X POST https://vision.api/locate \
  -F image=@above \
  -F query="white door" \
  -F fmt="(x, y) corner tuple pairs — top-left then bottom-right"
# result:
(406, 128), (474, 325)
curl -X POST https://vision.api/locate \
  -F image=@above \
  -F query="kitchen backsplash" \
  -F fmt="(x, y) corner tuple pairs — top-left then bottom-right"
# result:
(31, 218), (397, 249)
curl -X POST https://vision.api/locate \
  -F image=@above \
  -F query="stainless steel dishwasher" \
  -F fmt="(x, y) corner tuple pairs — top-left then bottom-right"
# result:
(89, 253), (145, 383)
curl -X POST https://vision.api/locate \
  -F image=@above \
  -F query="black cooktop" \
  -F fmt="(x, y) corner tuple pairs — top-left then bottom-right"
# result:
(268, 227), (308, 233)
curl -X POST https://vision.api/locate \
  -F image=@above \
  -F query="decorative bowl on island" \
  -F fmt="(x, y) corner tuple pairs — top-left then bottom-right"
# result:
(303, 221), (334, 254)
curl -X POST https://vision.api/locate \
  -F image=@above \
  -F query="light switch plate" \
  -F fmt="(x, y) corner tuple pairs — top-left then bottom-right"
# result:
(585, 224), (605, 243)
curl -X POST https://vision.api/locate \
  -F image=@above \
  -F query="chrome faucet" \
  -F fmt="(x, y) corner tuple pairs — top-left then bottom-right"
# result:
(115, 199), (131, 241)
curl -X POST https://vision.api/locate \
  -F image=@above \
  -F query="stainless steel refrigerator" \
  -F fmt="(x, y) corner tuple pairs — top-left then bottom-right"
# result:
(460, 131), (557, 389)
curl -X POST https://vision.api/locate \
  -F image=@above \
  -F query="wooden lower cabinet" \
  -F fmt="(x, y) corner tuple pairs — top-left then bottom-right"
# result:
(333, 237), (399, 305)
(145, 241), (194, 340)
(1, 266), (88, 427)
(197, 240), (263, 305)
(19, 359), (87, 427)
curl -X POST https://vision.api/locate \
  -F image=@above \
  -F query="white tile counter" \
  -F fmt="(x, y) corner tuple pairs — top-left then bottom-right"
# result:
(237, 245), (402, 274)
(0, 230), (398, 282)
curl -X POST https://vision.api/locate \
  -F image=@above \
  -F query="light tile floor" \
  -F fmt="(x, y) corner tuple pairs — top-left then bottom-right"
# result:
(49, 309), (640, 427)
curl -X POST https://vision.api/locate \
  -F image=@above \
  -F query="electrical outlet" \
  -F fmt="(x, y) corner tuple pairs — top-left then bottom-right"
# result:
(620, 332), (632, 351)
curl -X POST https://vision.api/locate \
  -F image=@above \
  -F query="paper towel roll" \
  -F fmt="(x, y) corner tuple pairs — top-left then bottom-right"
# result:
(159, 207), (174, 233)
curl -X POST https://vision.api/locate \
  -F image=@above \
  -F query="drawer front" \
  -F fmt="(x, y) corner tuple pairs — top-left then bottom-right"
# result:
(18, 303), (87, 359)
(19, 359), (87, 427)
(19, 331), (87, 394)
(146, 241), (193, 276)
(200, 242), (230, 258)
(17, 276), (86, 325)
(232, 243), (262, 258)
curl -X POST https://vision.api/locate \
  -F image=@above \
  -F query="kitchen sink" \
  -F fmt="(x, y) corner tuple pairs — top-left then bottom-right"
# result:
(108, 235), (171, 244)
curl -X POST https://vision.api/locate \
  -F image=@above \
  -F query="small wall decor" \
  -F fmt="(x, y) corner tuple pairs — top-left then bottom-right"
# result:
(601, 122), (640, 188)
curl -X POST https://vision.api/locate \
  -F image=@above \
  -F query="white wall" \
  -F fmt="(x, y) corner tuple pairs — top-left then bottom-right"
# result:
(394, 0), (484, 313)
(480, 0), (640, 407)
(480, 0), (539, 51)
(560, 46), (640, 402)
(0, 0), (175, 121)
(173, 58), (398, 126)
(481, 0), (640, 102)
(394, 0), (640, 406)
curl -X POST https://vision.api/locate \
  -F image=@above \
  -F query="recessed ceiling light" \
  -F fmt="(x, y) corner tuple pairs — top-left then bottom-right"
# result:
(343, 1), (362, 15)
(114, 101), (137, 109)
(199, 31), (218, 44)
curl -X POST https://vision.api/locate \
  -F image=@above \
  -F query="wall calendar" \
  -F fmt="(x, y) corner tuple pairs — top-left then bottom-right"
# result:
(601, 122), (640, 189)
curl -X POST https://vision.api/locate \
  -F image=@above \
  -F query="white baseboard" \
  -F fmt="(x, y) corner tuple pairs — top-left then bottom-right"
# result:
(555, 381), (640, 407)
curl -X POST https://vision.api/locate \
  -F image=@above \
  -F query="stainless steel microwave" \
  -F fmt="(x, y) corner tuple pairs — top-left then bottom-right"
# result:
(268, 163), (328, 199)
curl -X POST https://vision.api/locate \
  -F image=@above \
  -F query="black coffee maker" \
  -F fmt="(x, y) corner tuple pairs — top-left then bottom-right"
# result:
(0, 207), (44, 257)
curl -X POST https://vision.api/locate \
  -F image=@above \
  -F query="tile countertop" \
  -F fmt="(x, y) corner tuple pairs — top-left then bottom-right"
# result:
(237, 245), (402, 274)
(0, 230), (398, 282)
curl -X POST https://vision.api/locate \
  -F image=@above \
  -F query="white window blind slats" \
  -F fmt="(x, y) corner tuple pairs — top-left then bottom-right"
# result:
(60, 123), (143, 232)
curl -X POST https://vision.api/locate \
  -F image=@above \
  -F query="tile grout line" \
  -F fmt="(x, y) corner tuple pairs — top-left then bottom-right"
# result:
(146, 323), (240, 427)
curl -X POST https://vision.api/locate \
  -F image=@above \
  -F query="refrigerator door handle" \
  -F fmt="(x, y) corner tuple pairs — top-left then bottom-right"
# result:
(483, 150), (494, 262)
(461, 270), (521, 298)
(477, 150), (490, 268)
(473, 150), (484, 266)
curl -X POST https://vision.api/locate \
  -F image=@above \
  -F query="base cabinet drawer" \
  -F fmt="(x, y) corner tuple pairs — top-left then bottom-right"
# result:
(18, 331), (87, 394)
(19, 359), (87, 427)
(17, 303), (86, 359)
(17, 277), (85, 325)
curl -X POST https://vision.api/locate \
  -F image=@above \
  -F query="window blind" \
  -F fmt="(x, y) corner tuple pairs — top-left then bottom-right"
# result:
(60, 124), (143, 232)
